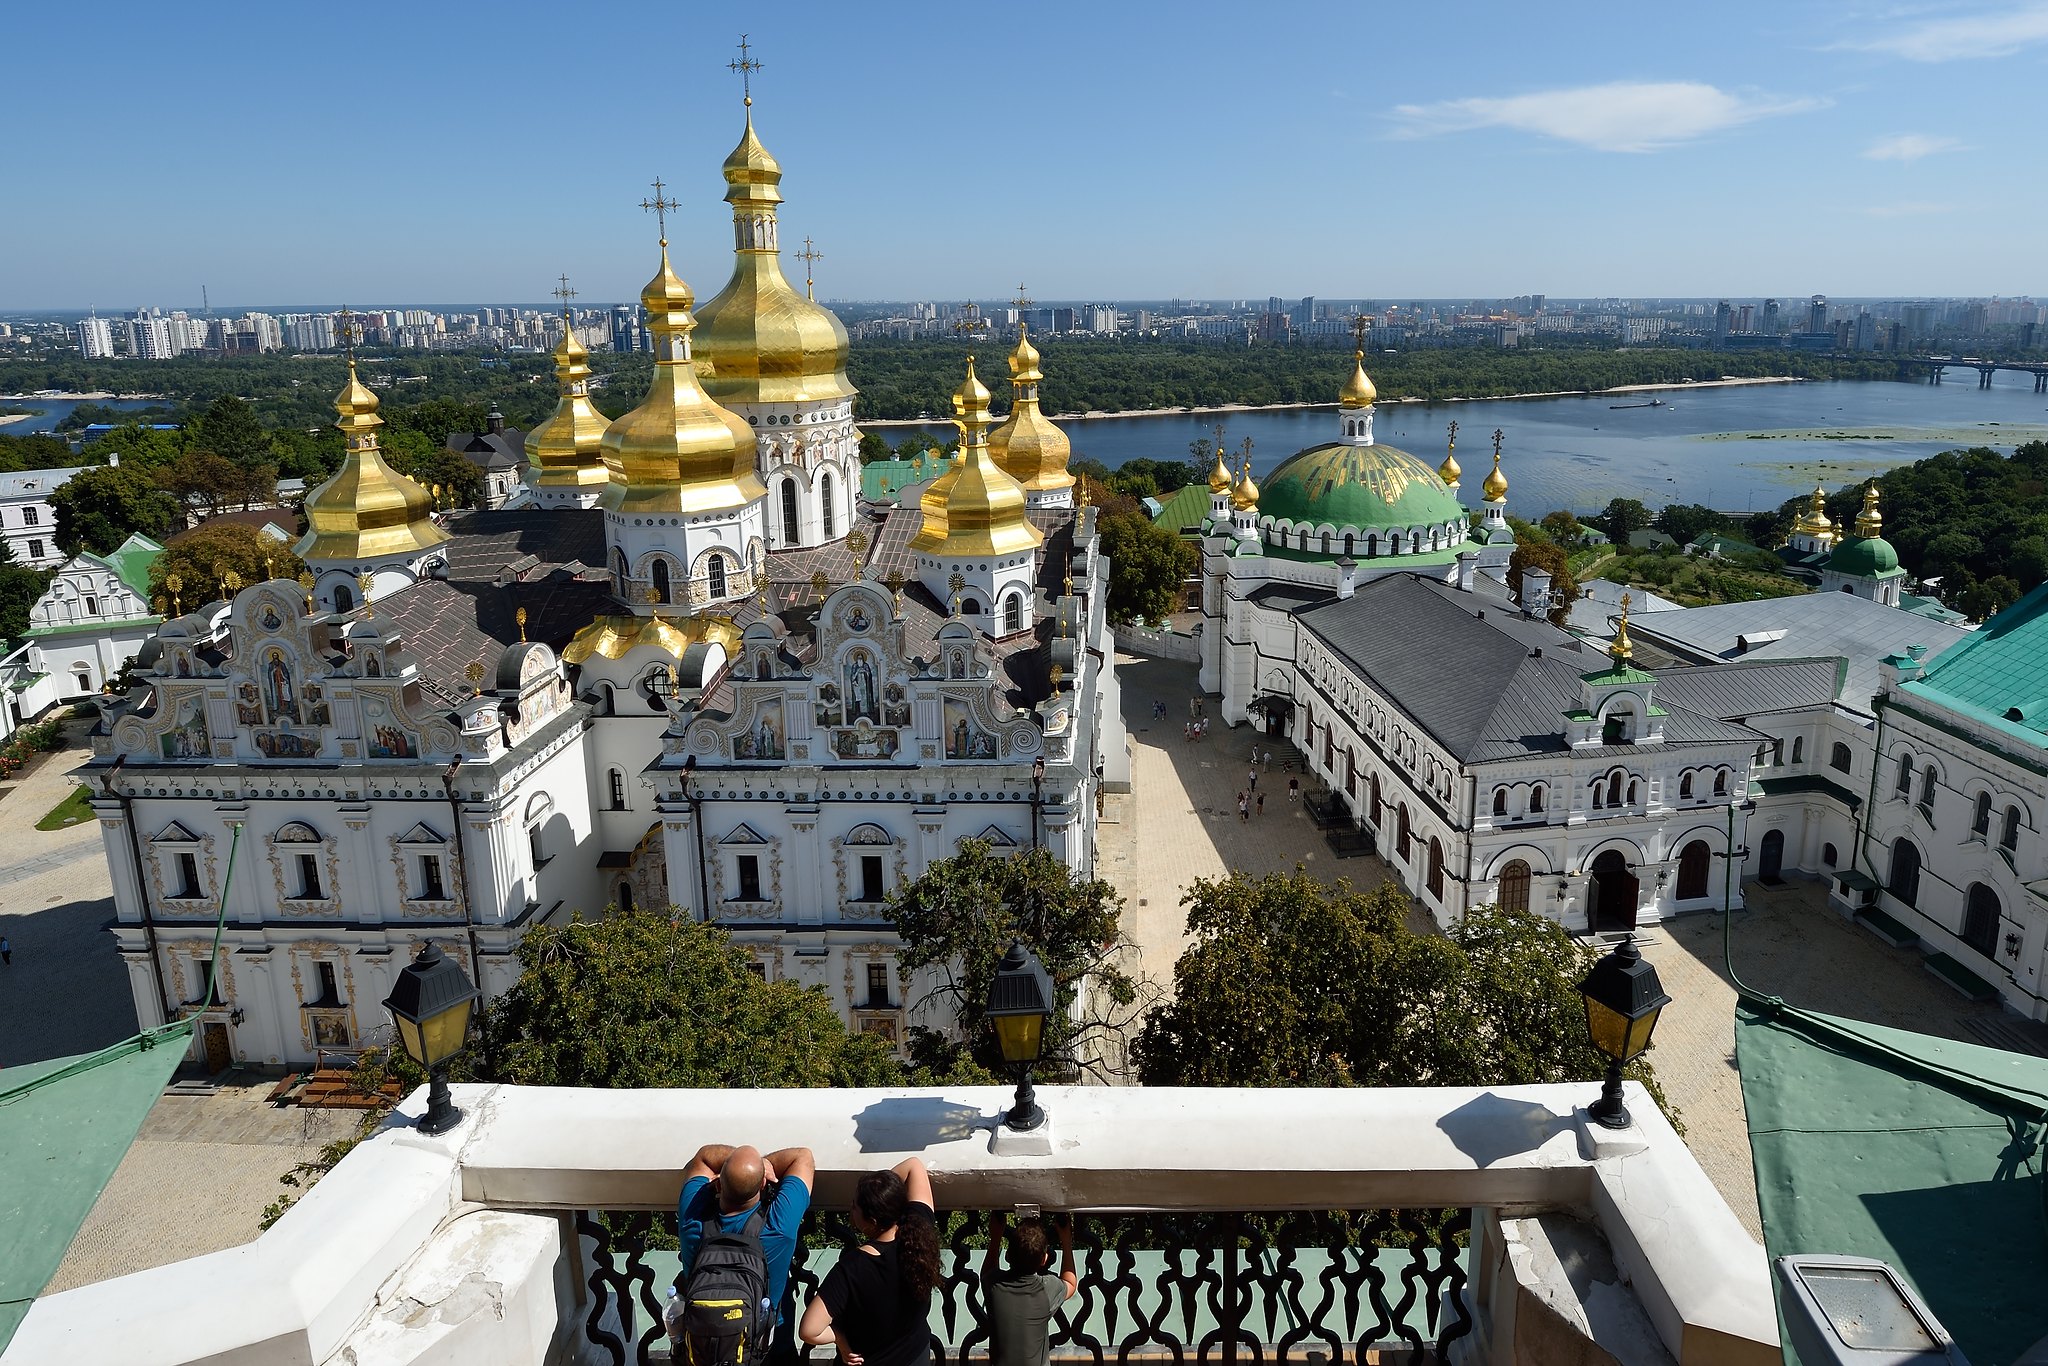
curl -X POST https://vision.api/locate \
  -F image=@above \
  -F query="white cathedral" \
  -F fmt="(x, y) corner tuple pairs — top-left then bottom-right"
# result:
(87, 101), (1122, 1070)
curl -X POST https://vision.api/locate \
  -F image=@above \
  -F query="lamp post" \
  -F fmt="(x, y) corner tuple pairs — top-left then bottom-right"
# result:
(1031, 756), (1046, 851)
(986, 940), (1054, 1132)
(1577, 937), (1670, 1129)
(381, 942), (479, 1136)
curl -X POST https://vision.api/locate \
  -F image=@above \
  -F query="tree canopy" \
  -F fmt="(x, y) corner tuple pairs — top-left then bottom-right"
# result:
(1507, 535), (1577, 626)
(150, 522), (306, 609)
(52, 463), (180, 556)
(1134, 873), (1668, 1112)
(1098, 507), (1196, 626)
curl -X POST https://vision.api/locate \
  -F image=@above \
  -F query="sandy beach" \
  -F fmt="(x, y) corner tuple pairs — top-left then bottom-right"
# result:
(0, 413), (36, 427)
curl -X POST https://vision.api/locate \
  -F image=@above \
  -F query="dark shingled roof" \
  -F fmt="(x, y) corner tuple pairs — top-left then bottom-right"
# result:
(447, 428), (527, 471)
(440, 508), (607, 582)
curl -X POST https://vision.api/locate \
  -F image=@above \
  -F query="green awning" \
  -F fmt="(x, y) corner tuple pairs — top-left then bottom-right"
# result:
(1737, 994), (2048, 1363)
(0, 1021), (192, 1353)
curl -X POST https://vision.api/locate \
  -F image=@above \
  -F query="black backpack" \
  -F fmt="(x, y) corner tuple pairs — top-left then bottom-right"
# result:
(678, 1204), (772, 1366)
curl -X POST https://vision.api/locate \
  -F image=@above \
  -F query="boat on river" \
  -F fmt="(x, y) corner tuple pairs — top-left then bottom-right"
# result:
(1609, 398), (1668, 410)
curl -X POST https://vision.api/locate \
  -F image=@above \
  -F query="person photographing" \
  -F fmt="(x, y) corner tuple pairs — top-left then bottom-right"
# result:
(981, 1211), (1077, 1366)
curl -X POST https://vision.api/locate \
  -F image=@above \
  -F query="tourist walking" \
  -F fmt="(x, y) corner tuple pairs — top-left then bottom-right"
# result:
(982, 1213), (1077, 1366)
(1262, 750), (1272, 770)
(1288, 777), (1300, 803)
(671, 1142), (816, 1363)
(1257, 792), (1265, 817)
(1238, 796), (1249, 823)
(1247, 768), (1257, 793)
(800, 1157), (940, 1366)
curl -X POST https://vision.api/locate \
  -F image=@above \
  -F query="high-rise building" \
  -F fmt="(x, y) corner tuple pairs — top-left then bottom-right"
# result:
(1088, 305), (1118, 335)
(1737, 304), (1755, 333)
(122, 310), (176, 359)
(286, 313), (337, 351)
(1762, 299), (1780, 335)
(1808, 296), (1828, 333)
(610, 304), (642, 353)
(77, 314), (115, 359)
(1713, 301), (1733, 341)
(1853, 312), (1878, 352)
(1291, 296), (1315, 327)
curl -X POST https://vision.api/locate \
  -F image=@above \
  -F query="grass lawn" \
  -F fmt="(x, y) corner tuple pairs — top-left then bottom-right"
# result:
(36, 784), (97, 831)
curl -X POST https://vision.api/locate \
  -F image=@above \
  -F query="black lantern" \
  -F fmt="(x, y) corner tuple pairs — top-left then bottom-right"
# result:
(985, 940), (1054, 1131)
(382, 942), (479, 1135)
(1577, 937), (1670, 1129)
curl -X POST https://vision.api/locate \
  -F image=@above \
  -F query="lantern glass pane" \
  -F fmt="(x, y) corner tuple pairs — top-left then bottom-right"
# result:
(993, 1011), (1044, 1064)
(392, 1013), (426, 1067)
(420, 999), (472, 1068)
(1584, 997), (1631, 1061)
(1620, 1004), (1662, 1062)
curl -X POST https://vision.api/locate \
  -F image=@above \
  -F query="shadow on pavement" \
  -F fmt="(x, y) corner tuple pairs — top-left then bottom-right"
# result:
(0, 897), (138, 1068)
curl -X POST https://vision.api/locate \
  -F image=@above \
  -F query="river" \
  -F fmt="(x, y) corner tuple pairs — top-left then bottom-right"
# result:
(0, 396), (166, 436)
(890, 375), (2048, 514)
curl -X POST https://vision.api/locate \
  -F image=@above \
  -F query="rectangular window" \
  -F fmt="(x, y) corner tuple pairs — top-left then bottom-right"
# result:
(860, 854), (884, 902)
(745, 960), (767, 980)
(22, 506), (38, 526)
(296, 852), (322, 899)
(736, 854), (762, 901)
(528, 824), (546, 869)
(419, 855), (445, 900)
(866, 963), (890, 1008)
(607, 770), (627, 810)
(176, 851), (200, 898)
(82, 594), (98, 616)
(316, 961), (341, 1005)
(27, 539), (43, 560)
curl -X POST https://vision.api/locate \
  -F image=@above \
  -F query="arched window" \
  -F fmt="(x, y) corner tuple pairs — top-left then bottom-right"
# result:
(961, 597), (983, 615)
(1830, 743), (1852, 773)
(1963, 883), (2001, 957)
(1790, 736), (1804, 764)
(1627, 779), (1639, 806)
(1498, 860), (1531, 914)
(611, 548), (628, 595)
(617, 881), (635, 916)
(1896, 752), (1914, 797)
(1427, 838), (1445, 899)
(1344, 533), (1355, 556)
(1492, 788), (1508, 817)
(607, 769), (626, 810)
(1822, 842), (1838, 866)
(1003, 592), (1023, 634)
(1397, 805), (1412, 860)
(821, 473), (836, 539)
(781, 478), (800, 543)
(707, 555), (727, 599)
(1887, 837), (1922, 906)
(1973, 792), (1992, 837)
(333, 583), (354, 613)
(651, 558), (671, 604)
(1608, 773), (1624, 807)
(1591, 780), (1605, 811)
(1680, 773), (1694, 799)
(2003, 805), (2023, 853)
(1714, 770), (1728, 796)
(1366, 534), (1378, 556)
(1370, 773), (1383, 826)
(1321, 532), (1332, 554)
(1919, 763), (1937, 813)
(1676, 840), (1711, 899)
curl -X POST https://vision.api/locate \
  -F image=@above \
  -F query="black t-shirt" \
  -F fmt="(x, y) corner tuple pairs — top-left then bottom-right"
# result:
(817, 1201), (936, 1366)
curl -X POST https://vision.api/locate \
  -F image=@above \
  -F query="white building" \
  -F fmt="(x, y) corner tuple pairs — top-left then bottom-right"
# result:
(0, 464), (97, 568)
(0, 534), (163, 725)
(87, 104), (1114, 1071)
(77, 314), (115, 359)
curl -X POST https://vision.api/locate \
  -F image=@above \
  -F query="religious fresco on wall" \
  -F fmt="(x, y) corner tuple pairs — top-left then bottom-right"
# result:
(258, 602), (285, 633)
(235, 683), (263, 727)
(816, 682), (841, 729)
(832, 721), (899, 760)
(734, 698), (786, 761)
(842, 601), (873, 634)
(843, 649), (881, 726)
(301, 683), (332, 728)
(882, 682), (911, 730)
(362, 694), (420, 760)
(943, 697), (999, 760)
(255, 730), (322, 759)
(261, 648), (300, 725)
(158, 693), (210, 759)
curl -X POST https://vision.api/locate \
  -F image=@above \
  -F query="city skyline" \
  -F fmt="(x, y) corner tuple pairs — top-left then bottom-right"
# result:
(5, 1), (2046, 308)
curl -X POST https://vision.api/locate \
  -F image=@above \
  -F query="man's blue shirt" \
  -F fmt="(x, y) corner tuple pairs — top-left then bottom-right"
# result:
(676, 1174), (811, 1322)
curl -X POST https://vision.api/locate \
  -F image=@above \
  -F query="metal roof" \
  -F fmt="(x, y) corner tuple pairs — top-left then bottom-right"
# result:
(1902, 578), (2048, 749)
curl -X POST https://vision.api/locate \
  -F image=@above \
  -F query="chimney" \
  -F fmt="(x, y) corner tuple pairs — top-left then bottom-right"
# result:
(1519, 565), (1551, 618)
(1336, 556), (1357, 600)
(1456, 550), (1479, 594)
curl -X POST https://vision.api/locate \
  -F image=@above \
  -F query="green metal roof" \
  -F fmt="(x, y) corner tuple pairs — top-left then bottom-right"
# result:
(0, 1022), (192, 1353)
(1153, 481), (1211, 535)
(1825, 533), (1903, 579)
(96, 533), (163, 598)
(860, 456), (940, 504)
(1900, 592), (1966, 623)
(1737, 994), (2048, 1363)
(22, 616), (161, 641)
(1902, 578), (2048, 748)
(1254, 441), (1466, 535)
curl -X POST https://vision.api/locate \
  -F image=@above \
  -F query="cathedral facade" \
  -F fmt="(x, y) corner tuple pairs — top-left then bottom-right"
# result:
(87, 99), (1118, 1069)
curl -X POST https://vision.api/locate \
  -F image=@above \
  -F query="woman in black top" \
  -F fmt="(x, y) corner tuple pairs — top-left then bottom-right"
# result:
(800, 1157), (940, 1366)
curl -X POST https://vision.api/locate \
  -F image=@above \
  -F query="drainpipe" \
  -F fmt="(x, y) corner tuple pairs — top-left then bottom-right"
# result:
(100, 755), (171, 1023)
(441, 757), (486, 1000)
(1851, 701), (1891, 898)
(684, 755), (711, 921)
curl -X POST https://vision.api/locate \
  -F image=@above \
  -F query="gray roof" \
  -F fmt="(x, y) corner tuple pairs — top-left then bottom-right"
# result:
(447, 429), (527, 471)
(1623, 593), (1973, 718)
(1652, 656), (1844, 719)
(0, 466), (91, 499)
(1566, 578), (1680, 636)
(1296, 575), (1765, 764)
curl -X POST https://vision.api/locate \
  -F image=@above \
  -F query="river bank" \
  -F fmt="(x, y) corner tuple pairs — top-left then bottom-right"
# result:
(857, 374), (1810, 428)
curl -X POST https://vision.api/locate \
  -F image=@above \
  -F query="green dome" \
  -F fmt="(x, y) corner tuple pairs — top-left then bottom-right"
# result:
(1828, 534), (1903, 578)
(1256, 442), (1466, 538)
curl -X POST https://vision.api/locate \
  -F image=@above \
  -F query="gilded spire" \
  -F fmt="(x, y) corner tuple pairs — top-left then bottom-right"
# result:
(1438, 420), (1461, 487)
(1803, 483), (1834, 535)
(597, 239), (763, 515)
(1207, 425), (1232, 493)
(1339, 349), (1378, 408)
(1856, 481), (1884, 538)
(910, 356), (1043, 558)
(1482, 428), (1508, 502)
(1611, 591), (1635, 666)
(1230, 441), (1259, 510)
(294, 359), (449, 564)
(989, 323), (1075, 495)
(525, 276), (611, 496)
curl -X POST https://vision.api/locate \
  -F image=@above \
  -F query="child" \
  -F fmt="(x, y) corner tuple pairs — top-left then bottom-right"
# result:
(982, 1212), (1076, 1366)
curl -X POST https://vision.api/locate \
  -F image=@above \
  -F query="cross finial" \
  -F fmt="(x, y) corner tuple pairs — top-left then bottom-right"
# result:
(552, 274), (577, 321)
(1447, 419), (1458, 451)
(516, 605), (528, 642)
(796, 237), (823, 301)
(640, 177), (679, 246)
(1492, 428), (1504, 459)
(1012, 283), (1034, 313)
(1349, 312), (1370, 349)
(336, 306), (361, 362)
(1620, 591), (1632, 618)
(952, 303), (981, 338)
(729, 34), (763, 107)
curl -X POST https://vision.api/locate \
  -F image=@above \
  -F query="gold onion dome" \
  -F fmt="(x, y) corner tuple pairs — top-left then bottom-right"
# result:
(910, 357), (1043, 557)
(1610, 603), (1635, 664)
(989, 326), (1075, 493)
(692, 109), (854, 406)
(598, 246), (763, 515)
(1438, 444), (1462, 486)
(525, 321), (610, 491)
(1230, 457), (1260, 511)
(1339, 350), (1378, 408)
(295, 360), (449, 563)
(1208, 446), (1233, 493)
(1482, 449), (1508, 502)
(1856, 482), (1884, 537)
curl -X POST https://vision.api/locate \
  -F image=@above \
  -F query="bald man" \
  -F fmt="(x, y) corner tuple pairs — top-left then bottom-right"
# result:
(677, 1142), (816, 1328)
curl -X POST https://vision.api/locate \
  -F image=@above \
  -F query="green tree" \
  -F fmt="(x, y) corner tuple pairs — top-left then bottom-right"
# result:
(150, 522), (307, 607)
(471, 911), (905, 1089)
(1652, 502), (1730, 547)
(1507, 535), (1577, 626)
(1134, 874), (1668, 1111)
(1596, 497), (1652, 544)
(889, 840), (1140, 1080)
(52, 463), (180, 555)
(192, 395), (275, 466)
(1954, 574), (2021, 622)
(1539, 509), (1583, 543)
(0, 536), (52, 644)
(381, 428), (483, 506)
(858, 431), (892, 463)
(156, 448), (245, 518)
(1098, 507), (1196, 626)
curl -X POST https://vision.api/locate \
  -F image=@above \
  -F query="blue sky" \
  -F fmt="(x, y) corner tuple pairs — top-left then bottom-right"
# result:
(4, 1), (2042, 310)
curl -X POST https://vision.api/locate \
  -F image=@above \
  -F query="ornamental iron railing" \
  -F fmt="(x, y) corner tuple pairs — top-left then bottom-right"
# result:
(576, 1207), (1472, 1366)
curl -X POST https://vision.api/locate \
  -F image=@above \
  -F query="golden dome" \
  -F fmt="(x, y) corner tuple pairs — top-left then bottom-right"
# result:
(1481, 450), (1508, 502)
(989, 325), (1075, 494)
(1799, 484), (1833, 535)
(1230, 456), (1260, 511)
(1339, 350), (1377, 408)
(1438, 441), (1462, 486)
(598, 246), (764, 516)
(525, 321), (610, 493)
(1208, 447), (1233, 493)
(1610, 596), (1635, 664)
(910, 357), (1043, 558)
(1856, 482), (1883, 538)
(693, 110), (855, 406)
(295, 360), (450, 564)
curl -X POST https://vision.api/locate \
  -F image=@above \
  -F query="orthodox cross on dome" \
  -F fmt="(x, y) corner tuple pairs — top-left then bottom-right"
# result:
(552, 274), (577, 322)
(336, 306), (362, 362)
(1012, 284), (1034, 314)
(640, 178), (679, 246)
(796, 237), (823, 301)
(728, 34), (763, 107)
(358, 572), (375, 618)
(1349, 313), (1370, 349)
(1492, 428), (1504, 459)
(1447, 419), (1458, 451)
(952, 304), (981, 338)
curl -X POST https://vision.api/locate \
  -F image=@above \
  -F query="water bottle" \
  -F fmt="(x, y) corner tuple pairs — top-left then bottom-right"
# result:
(664, 1286), (686, 1342)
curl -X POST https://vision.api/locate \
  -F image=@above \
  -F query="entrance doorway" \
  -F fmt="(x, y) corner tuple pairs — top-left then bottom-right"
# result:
(1588, 850), (1639, 933)
(201, 1021), (232, 1074)
(1759, 829), (1785, 883)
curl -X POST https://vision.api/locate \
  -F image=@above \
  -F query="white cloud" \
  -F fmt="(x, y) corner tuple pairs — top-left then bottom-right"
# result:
(1863, 133), (1969, 161)
(1847, 3), (2048, 60)
(1387, 81), (1824, 153)
(1864, 201), (1954, 216)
